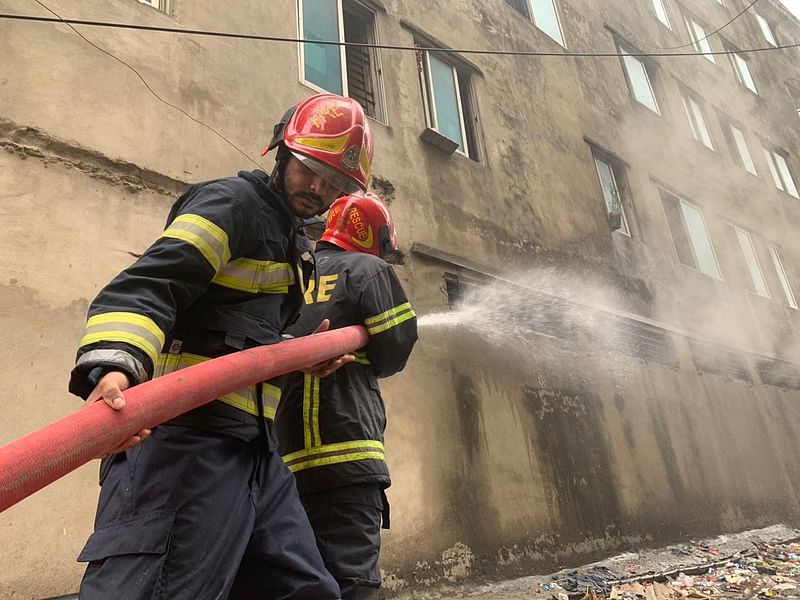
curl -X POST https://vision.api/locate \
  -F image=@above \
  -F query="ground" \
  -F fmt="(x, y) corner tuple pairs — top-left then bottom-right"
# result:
(392, 524), (800, 600)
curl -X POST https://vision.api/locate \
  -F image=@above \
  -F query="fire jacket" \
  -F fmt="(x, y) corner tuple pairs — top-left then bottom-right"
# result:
(69, 170), (312, 442)
(276, 242), (418, 495)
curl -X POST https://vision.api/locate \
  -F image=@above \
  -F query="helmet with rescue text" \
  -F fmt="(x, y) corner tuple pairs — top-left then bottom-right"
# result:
(320, 193), (400, 262)
(263, 93), (373, 199)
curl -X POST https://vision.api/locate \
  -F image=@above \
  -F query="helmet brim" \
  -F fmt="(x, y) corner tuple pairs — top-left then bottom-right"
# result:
(290, 151), (363, 196)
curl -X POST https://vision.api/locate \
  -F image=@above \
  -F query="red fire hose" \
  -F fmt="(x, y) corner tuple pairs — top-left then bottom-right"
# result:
(0, 326), (368, 513)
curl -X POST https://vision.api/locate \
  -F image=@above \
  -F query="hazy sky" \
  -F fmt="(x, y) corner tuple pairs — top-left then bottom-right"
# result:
(779, 0), (800, 18)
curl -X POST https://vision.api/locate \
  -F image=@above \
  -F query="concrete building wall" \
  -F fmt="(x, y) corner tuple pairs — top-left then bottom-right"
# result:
(1, 0), (800, 597)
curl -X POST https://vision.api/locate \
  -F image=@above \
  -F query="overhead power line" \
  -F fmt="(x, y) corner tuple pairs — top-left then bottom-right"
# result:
(1, 12), (799, 58)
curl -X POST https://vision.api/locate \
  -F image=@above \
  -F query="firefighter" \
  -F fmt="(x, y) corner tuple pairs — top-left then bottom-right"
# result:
(69, 93), (372, 600)
(276, 193), (418, 600)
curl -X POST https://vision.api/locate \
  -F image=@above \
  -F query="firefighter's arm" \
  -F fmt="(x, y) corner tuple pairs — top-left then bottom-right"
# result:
(360, 267), (418, 378)
(301, 319), (356, 378)
(69, 182), (248, 399)
(83, 370), (151, 453)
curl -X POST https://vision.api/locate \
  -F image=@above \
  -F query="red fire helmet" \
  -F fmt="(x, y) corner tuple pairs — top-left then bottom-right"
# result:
(320, 193), (400, 260)
(264, 94), (373, 194)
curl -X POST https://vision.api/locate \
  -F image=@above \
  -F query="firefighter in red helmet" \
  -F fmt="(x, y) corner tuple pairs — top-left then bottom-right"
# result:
(276, 193), (418, 600)
(70, 94), (371, 599)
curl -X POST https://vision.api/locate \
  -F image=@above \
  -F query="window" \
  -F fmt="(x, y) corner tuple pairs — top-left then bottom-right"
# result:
(683, 13), (715, 62)
(762, 147), (800, 198)
(732, 227), (770, 297)
(530, 0), (566, 47)
(417, 45), (479, 160)
(505, 0), (531, 19)
(721, 119), (757, 175)
(769, 246), (798, 308)
(138, 0), (169, 10)
(505, 0), (566, 46)
(618, 43), (660, 114)
(298, 0), (386, 121)
(680, 89), (714, 150)
(755, 12), (777, 46)
(590, 146), (632, 235)
(660, 189), (722, 279)
(724, 41), (757, 94)
(651, 0), (672, 28)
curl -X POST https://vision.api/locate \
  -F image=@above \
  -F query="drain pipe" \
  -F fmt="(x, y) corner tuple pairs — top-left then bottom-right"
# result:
(0, 326), (368, 513)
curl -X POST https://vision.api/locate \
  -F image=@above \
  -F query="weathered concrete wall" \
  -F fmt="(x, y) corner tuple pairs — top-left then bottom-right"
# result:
(2, 0), (800, 597)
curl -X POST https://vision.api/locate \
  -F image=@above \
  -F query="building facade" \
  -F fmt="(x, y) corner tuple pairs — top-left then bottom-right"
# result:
(1, 0), (799, 597)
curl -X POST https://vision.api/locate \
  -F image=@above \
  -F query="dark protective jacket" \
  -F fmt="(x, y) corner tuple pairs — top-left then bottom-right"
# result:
(69, 170), (312, 442)
(276, 242), (418, 495)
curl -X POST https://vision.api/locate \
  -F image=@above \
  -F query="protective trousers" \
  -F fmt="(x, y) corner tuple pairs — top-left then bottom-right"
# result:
(78, 424), (340, 600)
(300, 484), (387, 600)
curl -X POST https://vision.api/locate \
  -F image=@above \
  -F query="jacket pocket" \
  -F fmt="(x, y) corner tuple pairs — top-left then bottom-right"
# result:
(78, 510), (176, 562)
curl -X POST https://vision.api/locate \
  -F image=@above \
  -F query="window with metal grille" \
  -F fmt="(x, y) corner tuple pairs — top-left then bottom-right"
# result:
(505, 0), (531, 19)
(298, 0), (386, 122)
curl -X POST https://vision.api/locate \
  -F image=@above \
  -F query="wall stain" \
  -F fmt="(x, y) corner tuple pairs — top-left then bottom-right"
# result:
(521, 384), (624, 539)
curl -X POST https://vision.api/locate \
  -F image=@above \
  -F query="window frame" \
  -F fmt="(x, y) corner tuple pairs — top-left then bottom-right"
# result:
(732, 226), (771, 298)
(420, 50), (470, 158)
(138, 0), (169, 11)
(682, 12), (716, 63)
(762, 146), (800, 198)
(651, 0), (672, 29)
(755, 12), (777, 47)
(725, 120), (758, 175)
(724, 40), (758, 94)
(589, 145), (633, 236)
(659, 188), (723, 280)
(617, 42), (661, 115)
(769, 246), (798, 309)
(529, 0), (567, 48)
(297, 0), (387, 122)
(679, 88), (714, 151)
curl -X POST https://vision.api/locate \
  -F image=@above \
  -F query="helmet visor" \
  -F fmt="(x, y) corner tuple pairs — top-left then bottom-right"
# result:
(291, 151), (362, 196)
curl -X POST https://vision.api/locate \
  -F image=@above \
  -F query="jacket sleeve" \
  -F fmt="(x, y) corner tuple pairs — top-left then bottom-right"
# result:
(359, 266), (418, 378)
(69, 181), (249, 399)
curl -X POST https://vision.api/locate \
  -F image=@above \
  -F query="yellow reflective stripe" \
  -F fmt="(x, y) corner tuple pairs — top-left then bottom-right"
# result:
(283, 440), (386, 472)
(155, 352), (280, 418)
(162, 214), (231, 273)
(287, 452), (385, 472)
(293, 133), (350, 154)
(212, 258), (295, 294)
(302, 374), (321, 448)
(364, 302), (416, 335)
(80, 312), (165, 365)
(353, 351), (370, 365)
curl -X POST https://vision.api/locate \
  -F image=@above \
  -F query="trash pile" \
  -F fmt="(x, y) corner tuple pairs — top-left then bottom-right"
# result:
(538, 540), (800, 599)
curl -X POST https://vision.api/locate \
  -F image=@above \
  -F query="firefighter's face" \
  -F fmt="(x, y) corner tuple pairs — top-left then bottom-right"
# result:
(282, 156), (341, 218)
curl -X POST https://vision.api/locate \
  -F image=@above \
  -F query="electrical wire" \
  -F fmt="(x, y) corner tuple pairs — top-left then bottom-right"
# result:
(31, 1), (262, 169)
(2, 11), (799, 58)
(659, 0), (761, 50)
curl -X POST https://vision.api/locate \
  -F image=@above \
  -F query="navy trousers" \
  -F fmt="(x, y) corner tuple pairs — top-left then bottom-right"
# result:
(78, 424), (340, 600)
(300, 484), (387, 600)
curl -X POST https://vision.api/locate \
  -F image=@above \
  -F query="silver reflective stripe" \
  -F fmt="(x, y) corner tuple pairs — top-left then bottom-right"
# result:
(156, 352), (280, 418)
(76, 349), (147, 384)
(79, 312), (166, 366)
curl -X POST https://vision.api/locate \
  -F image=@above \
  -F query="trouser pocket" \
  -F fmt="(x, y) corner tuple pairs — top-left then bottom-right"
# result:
(78, 510), (176, 600)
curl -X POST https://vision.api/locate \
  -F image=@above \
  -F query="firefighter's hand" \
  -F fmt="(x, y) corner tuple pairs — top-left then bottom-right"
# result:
(304, 319), (355, 378)
(85, 371), (151, 454)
